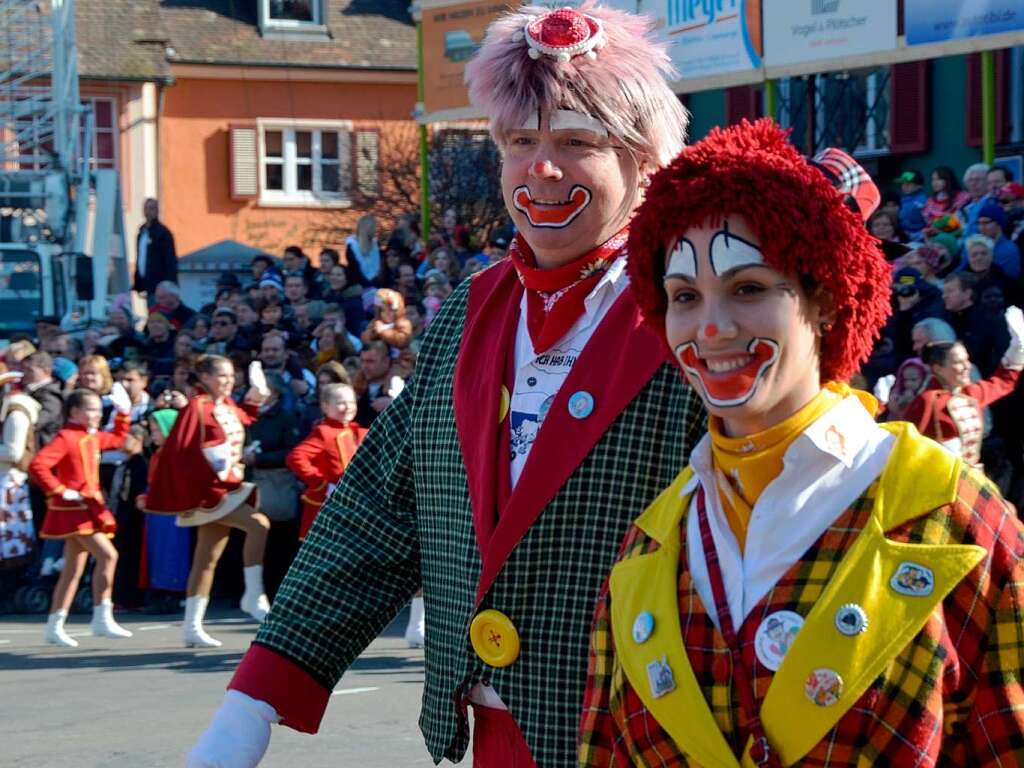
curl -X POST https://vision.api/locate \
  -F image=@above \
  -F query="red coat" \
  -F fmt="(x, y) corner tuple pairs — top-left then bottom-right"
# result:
(904, 365), (1020, 465)
(285, 418), (366, 539)
(144, 393), (259, 514)
(29, 413), (130, 538)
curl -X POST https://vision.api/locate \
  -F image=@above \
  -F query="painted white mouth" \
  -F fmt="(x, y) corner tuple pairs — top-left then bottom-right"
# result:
(704, 355), (754, 373)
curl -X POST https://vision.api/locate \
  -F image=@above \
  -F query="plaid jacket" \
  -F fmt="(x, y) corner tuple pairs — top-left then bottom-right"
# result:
(579, 423), (1024, 767)
(236, 261), (706, 766)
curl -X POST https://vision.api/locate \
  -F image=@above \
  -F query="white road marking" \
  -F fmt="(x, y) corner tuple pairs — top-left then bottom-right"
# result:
(0, 639), (11, 644)
(331, 687), (379, 696)
(137, 624), (173, 631)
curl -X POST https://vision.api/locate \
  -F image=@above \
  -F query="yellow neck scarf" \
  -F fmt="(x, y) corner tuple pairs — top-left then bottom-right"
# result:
(709, 383), (865, 552)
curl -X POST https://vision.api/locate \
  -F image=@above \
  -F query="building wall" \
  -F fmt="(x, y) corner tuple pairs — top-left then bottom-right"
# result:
(158, 76), (417, 257)
(908, 55), (981, 180)
(686, 89), (726, 143)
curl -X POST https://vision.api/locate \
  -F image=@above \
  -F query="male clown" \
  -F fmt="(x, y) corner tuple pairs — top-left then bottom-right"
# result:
(188, 5), (704, 767)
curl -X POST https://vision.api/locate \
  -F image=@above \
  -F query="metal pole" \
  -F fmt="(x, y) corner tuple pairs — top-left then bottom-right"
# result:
(416, 12), (431, 240)
(981, 50), (995, 165)
(764, 79), (776, 121)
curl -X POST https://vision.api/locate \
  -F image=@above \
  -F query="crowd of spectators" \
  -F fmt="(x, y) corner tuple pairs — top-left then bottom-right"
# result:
(0, 211), (512, 611)
(865, 163), (1024, 502)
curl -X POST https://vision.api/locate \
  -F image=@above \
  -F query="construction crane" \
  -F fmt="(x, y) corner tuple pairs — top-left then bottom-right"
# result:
(0, 0), (130, 338)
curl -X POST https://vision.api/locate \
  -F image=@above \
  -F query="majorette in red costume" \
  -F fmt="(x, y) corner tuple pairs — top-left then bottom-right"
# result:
(144, 355), (273, 649)
(29, 385), (135, 647)
(188, 5), (705, 767)
(285, 383), (366, 540)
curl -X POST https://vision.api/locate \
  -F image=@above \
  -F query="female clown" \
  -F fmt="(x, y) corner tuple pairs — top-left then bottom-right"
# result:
(579, 120), (1024, 766)
(143, 355), (272, 648)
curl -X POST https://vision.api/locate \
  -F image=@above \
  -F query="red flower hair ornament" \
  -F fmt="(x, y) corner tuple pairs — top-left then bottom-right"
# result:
(627, 119), (892, 383)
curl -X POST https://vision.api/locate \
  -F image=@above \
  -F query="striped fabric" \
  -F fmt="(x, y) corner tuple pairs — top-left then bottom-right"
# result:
(253, 275), (707, 766)
(579, 467), (1024, 766)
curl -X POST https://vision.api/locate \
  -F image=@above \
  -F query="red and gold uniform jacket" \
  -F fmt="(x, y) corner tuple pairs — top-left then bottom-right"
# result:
(285, 418), (367, 539)
(904, 365), (1020, 466)
(144, 393), (259, 515)
(29, 413), (130, 537)
(579, 423), (1024, 767)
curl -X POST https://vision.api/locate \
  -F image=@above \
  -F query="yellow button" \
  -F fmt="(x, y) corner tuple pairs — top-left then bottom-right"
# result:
(498, 385), (511, 424)
(470, 609), (520, 668)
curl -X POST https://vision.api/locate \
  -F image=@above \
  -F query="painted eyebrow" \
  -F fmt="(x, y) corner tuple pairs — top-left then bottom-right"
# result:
(663, 237), (697, 280)
(709, 223), (765, 276)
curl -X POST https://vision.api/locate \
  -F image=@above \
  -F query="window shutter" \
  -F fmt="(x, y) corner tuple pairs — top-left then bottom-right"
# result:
(965, 51), (1009, 148)
(888, 61), (929, 154)
(725, 86), (759, 126)
(354, 128), (381, 199)
(229, 124), (258, 199)
(337, 129), (353, 199)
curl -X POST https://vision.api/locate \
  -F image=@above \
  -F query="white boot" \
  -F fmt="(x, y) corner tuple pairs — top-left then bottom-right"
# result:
(183, 595), (222, 648)
(45, 609), (78, 648)
(239, 565), (270, 622)
(404, 596), (425, 649)
(89, 599), (133, 638)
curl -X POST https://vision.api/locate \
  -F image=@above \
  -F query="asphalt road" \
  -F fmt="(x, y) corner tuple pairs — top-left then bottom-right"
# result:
(0, 605), (440, 768)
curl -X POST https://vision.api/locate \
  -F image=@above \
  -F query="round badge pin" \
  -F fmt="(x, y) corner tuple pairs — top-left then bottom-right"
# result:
(632, 611), (655, 644)
(834, 603), (868, 636)
(754, 610), (804, 672)
(805, 667), (843, 707)
(568, 390), (595, 419)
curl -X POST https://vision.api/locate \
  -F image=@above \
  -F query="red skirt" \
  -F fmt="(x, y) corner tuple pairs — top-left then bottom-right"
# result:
(298, 498), (322, 540)
(471, 705), (537, 768)
(40, 498), (117, 539)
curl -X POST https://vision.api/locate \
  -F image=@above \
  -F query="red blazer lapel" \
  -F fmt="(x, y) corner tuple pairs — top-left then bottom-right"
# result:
(475, 289), (671, 602)
(453, 261), (523, 557)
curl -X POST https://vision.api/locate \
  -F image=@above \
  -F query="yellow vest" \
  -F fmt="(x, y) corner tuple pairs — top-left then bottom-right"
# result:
(608, 422), (985, 768)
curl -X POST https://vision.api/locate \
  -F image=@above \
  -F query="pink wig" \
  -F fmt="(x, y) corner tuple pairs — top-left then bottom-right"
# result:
(464, 2), (688, 167)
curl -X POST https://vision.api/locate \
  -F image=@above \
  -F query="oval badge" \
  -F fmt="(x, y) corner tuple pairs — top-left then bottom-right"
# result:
(890, 561), (935, 597)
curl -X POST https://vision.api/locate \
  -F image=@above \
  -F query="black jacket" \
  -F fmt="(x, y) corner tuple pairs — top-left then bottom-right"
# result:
(29, 380), (64, 450)
(134, 220), (177, 294)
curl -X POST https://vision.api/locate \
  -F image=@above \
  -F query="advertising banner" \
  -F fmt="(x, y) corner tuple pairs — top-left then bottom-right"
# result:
(905, 0), (1023, 45)
(762, 0), (896, 69)
(650, 0), (762, 80)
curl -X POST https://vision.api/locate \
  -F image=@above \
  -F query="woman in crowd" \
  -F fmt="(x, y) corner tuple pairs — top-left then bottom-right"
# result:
(902, 243), (947, 288)
(0, 371), (40, 568)
(30, 385), (134, 646)
(923, 165), (971, 223)
(345, 214), (380, 286)
(962, 233), (1019, 307)
(143, 312), (177, 377)
(905, 337), (1022, 469)
(580, 120), (1024, 766)
(142, 355), (272, 648)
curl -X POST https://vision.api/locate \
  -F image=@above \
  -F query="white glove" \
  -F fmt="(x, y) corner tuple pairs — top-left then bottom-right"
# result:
(61, 488), (82, 502)
(187, 690), (278, 768)
(872, 374), (896, 406)
(108, 381), (132, 415)
(1003, 306), (1024, 369)
(202, 443), (234, 482)
(326, 482), (337, 498)
(248, 361), (270, 398)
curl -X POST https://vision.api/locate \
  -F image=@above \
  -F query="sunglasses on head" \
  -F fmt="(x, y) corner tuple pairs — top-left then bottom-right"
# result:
(894, 284), (918, 298)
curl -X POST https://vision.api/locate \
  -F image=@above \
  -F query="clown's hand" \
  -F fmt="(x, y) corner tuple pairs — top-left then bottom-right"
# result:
(61, 488), (82, 502)
(187, 690), (278, 768)
(1003, 306), (1024, 369)
(872, 374), (896, 406)
(108, 382), (132, 415)
(248, 361), (270, 399)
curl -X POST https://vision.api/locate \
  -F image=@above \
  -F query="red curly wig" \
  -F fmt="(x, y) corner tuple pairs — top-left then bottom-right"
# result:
(627, 119), (891, 383)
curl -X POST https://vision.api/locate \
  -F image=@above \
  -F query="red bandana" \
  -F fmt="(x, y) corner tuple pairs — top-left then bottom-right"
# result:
(507, 229), (628, 354)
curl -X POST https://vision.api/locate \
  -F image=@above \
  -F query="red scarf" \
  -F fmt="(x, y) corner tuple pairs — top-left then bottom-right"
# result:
(507, 228), (628, 354)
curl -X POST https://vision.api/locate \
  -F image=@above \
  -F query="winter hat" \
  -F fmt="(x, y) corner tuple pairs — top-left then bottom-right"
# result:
(998, 182), (1024, 202)
(150, 408), (179, 438)
(52, 356), (77, 384)
(259, 271), (284, 292)
(930, 232), (960, 260)
(977, 202), (1007, 228)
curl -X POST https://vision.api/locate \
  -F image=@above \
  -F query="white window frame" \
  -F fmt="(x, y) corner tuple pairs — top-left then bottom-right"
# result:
(257, 119), (353, 208)
(81, 96), (119, 171)
(260, 0), (324, 30)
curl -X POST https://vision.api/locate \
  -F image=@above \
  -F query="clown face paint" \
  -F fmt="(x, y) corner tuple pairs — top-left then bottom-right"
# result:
(502, 109), (637, 267)
(662, 216), (827, 436)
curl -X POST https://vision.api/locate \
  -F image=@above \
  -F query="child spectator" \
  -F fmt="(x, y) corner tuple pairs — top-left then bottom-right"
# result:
(895, 170), (928, 239)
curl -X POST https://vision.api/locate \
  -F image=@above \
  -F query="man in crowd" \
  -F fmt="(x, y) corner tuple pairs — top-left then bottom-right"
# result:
(283, 275), (308, 309)
(976, 202), (1021, 280)
(134, 198), (177, 303)
(943, 271), (1010, 377)
(259, 331), (313, 407)
(206, 308), (252, 356)
(189, 5), (701, 767)
(963, 162), (993, 235)
(352, 340), (402, 428)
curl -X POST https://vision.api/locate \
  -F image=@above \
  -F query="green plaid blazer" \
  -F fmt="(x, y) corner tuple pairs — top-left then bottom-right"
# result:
(254, 266), (706, 766)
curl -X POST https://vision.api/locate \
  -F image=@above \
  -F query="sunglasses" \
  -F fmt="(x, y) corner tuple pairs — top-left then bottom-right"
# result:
(894, 284), (918, 298)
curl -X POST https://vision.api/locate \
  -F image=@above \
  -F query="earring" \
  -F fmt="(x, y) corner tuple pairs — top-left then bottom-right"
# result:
(820, 322), (834, 334)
